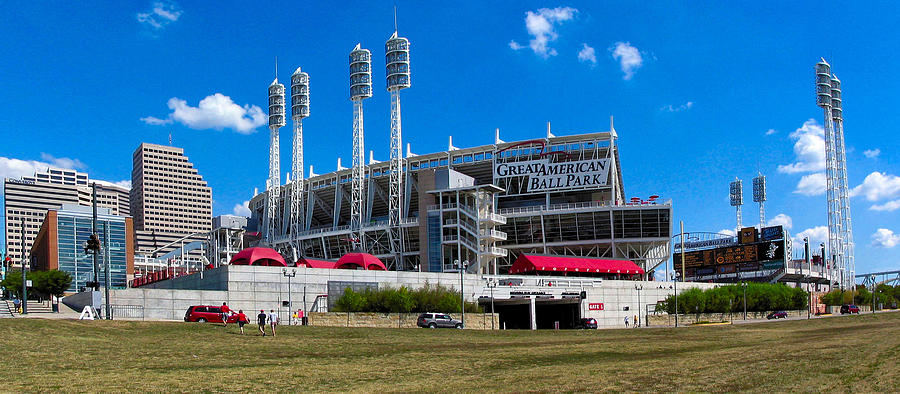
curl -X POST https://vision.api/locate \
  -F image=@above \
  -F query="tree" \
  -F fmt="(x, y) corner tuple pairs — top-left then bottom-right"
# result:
(1, 269), (24, 299)
(41, 270), (72, 299)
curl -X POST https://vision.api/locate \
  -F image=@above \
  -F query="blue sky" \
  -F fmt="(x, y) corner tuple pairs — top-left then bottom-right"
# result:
(2, 2), (899, 273)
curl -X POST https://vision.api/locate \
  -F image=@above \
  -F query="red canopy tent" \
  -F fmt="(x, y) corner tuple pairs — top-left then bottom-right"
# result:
(509, 253), (644, 276)
(229, 247), (287, 267)
(295, 257), (338, 269)
(335, 253), (387, 271)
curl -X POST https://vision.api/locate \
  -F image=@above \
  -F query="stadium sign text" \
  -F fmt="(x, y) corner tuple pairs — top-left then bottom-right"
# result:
(494, 158), (610, 192)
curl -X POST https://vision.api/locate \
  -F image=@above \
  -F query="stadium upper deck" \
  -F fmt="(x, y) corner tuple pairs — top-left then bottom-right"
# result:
(250, 126), (671, 276)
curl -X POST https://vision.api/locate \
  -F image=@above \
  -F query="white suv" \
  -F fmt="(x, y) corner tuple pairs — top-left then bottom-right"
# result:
(417, 312), (463, 329)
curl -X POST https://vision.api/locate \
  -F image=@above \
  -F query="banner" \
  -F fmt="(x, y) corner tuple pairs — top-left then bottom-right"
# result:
(494, 158), (610, 193)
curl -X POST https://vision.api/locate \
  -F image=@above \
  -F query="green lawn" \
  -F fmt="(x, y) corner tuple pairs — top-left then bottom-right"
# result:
(1, 313), (898, 392)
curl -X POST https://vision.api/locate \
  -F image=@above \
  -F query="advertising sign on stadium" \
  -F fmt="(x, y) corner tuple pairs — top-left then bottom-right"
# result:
(493, 158), (610, 192)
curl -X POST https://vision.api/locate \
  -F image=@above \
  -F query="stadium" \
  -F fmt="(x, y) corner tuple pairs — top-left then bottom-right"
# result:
(248, 123), (672, 279)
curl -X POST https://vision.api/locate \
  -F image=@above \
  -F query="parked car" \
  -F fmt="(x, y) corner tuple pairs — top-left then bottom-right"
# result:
(184, 305), (239, 323)
(417, 312), (463, 329)
(766, 311), (788, 320)
(840, 304), (860, 314)
(579, 317), (598, 329)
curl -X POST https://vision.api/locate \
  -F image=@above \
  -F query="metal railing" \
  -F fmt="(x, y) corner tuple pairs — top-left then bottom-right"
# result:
(499, 199), (673, 215)
(480, 229), (508, 240)
(100, 304), (145, 320)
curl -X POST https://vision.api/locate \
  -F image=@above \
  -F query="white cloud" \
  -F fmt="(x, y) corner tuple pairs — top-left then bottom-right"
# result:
(232, 200), (251, 217)
(793, 226), (828, 245)
(871, 228), (900, 248)
(661, 102), (693, 112)
(611, 42), (643, 80)
(863, 149), (880, 159)
(778, 119), (825, 174)
(513, 7), (578, 57)
(508, 40), (524, 50)
(0, 154), (87, 180)
(850, 171), (900, 201)
(137, 1), (182, 30)
(142, 93), (267, 134)
(577, 43), (596, 65)
(870, 199), (900, 212)
(39, 153), (86, 170)
(94, 179), (132, 190)
(794, 172), (826, 196)
(718, 229), (736, 237)
(765, 128), (777, 135)
(766, 214), (793, 230)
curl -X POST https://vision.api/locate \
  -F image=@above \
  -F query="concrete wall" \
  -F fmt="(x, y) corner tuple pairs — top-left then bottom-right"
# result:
(308, 312), (499, 330)
(647, 310), (812, 326)
(116, 265), (720, 328)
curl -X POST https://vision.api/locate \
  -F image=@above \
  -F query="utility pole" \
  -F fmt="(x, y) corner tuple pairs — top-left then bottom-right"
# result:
(92, 183), (100, 291)
(488, 279), (496, 330)
(459, 260), (466, 328)
(104, 223), (111, 320)
(283, 269), (296, 324)
(20, 216), (27, 314)
(743, 282), (748, 320)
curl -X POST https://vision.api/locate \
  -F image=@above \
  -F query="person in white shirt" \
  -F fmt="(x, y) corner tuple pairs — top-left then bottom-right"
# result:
(268, 310), (279, 337)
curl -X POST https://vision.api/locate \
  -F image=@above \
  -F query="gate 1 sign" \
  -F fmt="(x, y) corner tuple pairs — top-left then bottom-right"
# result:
(588, 303), (604, 311)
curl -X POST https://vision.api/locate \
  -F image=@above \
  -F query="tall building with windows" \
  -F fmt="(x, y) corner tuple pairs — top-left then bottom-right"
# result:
(3, 167), (129, 266)
(130, 143), (212, 258)
(30, 204), (134, 292)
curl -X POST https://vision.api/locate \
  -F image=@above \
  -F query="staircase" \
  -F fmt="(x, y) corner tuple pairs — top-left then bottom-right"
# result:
(23, 300), (54, 313)
(1, 300), (15, 318)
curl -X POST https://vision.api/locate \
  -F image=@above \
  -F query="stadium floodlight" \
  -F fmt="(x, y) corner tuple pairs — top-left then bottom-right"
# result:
(752, 174), (766, 227)
(386, 30), (410, 270)
(349, 44), (372, 250)
(265, 65), (286, 244)
(289, 66), (310, 260)
(730, 178), (743, 232)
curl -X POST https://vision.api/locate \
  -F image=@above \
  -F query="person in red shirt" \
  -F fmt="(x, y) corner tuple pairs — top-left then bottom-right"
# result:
(236, 310), (248, 334)
(220, 302), (231, 327)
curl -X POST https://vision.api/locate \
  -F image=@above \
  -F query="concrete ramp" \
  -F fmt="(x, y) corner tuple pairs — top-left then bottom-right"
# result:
(62, 291), (101, 313)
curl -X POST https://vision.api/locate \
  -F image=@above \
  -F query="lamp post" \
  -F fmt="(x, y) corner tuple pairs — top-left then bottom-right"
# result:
(635, 284), (643, 327)
(742, 282), (748, 320)
(457, 259), (467, 328)
(487, 278), (497, 330)
(283, 268), (297, 325)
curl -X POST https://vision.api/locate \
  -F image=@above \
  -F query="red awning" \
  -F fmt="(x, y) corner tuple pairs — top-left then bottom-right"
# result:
(509, 254), (645, 275)
(296, 257), (337, 269)
(335, 253), (387, 271)
(229, 247), (287, 267)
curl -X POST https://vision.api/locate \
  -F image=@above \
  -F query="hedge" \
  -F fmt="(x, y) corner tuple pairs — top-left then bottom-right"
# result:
(333, 283), (482, 313)
(656, 283), (807, 314)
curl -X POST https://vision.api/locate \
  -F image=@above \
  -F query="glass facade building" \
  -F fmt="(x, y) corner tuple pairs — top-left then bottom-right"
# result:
(31, 204), (133, 293)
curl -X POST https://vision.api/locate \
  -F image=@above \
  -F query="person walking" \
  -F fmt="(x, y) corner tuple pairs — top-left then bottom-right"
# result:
(257, 309), (268, 336)
(236, 310), (248, 334)
(268, 309), (279, 337)
(13, 298), (21, 314)
(220, 302), (231, 327)
(633, 314), (639, 329)
(624, 315), (630, 328)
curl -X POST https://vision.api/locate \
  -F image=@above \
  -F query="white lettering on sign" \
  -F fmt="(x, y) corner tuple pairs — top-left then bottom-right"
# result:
(494, 158), (610, 192)
(588, 303), (604, 311)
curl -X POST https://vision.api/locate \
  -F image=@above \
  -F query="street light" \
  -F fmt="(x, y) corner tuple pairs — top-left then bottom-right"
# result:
(742, 282), (748, 320)
(456, 259), (468, 328)
(283, 268), (297, 325)
(635, 284), (643, 328)
(487, 278), (497, 330)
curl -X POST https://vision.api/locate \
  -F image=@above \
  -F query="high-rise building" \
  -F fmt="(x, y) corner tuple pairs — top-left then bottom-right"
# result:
(30, 204), (134, 292)
(130, 143), (212, 257)
(3, 167), (129, 266)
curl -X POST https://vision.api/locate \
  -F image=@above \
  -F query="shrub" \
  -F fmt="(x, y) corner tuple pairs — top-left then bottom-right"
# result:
(333, 283), (481, 313)
(658, 283), (808, 314)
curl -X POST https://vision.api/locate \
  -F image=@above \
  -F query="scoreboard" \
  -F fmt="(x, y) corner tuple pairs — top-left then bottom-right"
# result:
(674, 226), (787, 277)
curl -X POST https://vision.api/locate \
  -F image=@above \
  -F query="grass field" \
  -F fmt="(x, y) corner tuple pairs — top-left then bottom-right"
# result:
(1, 313), (898, 392)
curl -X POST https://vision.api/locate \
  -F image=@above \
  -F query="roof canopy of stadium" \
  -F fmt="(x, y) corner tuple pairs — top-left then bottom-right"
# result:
(296, 253), (387, 271)
(509, 254), (645, 276)
(230, 247), (287, 267)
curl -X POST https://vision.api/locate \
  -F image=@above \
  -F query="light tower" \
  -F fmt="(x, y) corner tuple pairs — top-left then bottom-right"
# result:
(349, 44), (372, 250)
(386, 31), (410, 269)
(831, 74), (854, 286)
(816, 58), (846, 288)
(752, 173), (766, 228)
(289, 66), (310, 259)
(729, 178), (743, 234)
(265, 73), (286, 244)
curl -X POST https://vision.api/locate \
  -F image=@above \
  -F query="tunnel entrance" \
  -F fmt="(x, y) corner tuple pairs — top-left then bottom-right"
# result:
(482, 298), (582, 329)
